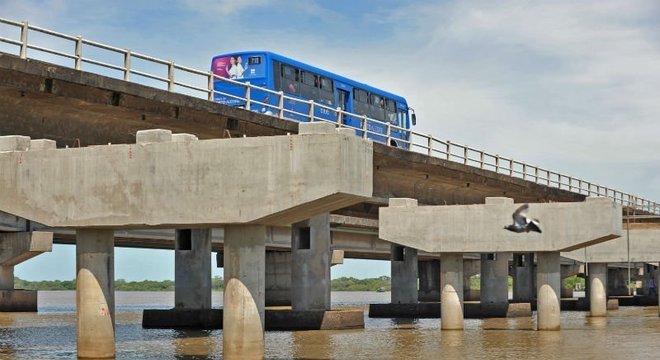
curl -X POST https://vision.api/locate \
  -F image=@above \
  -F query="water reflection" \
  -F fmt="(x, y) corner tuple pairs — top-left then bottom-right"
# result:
(172, 329), (215, 359)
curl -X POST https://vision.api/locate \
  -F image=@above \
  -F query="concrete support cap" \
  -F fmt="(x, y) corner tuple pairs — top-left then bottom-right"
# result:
(0, 135), (31, 152)
(136, 129), (172, 144)
(299, 122), (336, 135)
(337, 128), (356, 136)
(172, 133), (198, 143)
(29, 139), (56, 151)
(389, 198), (418, 207)
(485, 197), (514, 205)
(331, 250), (344, 265)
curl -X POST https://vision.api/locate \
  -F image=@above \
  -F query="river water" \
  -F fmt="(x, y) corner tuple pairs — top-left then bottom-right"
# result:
(0, 291), (658, 359)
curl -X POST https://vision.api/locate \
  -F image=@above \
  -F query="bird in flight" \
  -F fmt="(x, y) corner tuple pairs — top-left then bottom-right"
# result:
(504, 204), (542, 233)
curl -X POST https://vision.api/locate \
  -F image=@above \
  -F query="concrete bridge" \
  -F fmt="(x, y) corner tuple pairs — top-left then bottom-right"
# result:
(1, 19), (659, 359)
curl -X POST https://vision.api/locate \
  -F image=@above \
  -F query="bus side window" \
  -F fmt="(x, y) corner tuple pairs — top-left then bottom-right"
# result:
(386, 100), (398, 125)
(370, 94), (385, 121)
(353, 88), (368, 115)
(281, 64), (300, 96)
(300, 71), (319, 101)
(318, 76), (334, 105)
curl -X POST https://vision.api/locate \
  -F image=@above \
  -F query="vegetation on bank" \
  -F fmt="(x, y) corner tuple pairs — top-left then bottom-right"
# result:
(15, 276), (394, 292)
(14, 274), (588, 292)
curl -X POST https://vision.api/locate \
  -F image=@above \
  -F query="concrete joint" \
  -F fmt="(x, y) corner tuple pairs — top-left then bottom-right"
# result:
(136, 129), (172, 144)
(172, 133), (198, 143)
(389, 198), (418, 207)
(0, 135), (31, 152)
(29, 139), (57, 150)
(485, 197), (514, 205)
(298, 122), (335, 135)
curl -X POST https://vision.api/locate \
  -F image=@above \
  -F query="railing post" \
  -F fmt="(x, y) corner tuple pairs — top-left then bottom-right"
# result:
(278, 91), (284, 119)
(495, 155), (500, 173)
(19, 21), (28, 59)
(335, 107), (342, 125)
(244, 82), (251, 111)
(535, 167), (539, 183)
(522, 163), (527, 180)
(568, 177), (573, 192)
(362, 115), (368, 139)
(75, 36), (82, 70)
(308, 101), (315, 122)
(207, 71), (214, 101)
(546, 171), (550, 186)
(479, 152), (484, 169)
(386, 122), (391, 146)
(167, 61), (174, 92)
(427, 136), (433, 156)
(463, 146), (468, 165)
(446, 141), (451, 160)
(124, 50), (131, 81)
(509, 160), (513, 176)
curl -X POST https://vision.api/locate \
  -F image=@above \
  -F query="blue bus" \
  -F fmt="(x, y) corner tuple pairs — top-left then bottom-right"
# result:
(211, 51), (415, 147)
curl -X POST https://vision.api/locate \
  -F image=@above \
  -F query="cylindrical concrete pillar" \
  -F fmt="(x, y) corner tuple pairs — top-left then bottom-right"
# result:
(480, 252), (511, 305)
(391, 245), (418, 304)
(418, 259), (440, 302)
(588, 263), (608, 317)
(537, 251), (561, 331)
(175, 229), (212, 309)
(513, 253), (535, 302)
(0, 265), (13, 290)
(223, 225), (266, 360)
(292, 213), (331, 311)
(441, 253), (464, 330)
(76, 229), (115, 359)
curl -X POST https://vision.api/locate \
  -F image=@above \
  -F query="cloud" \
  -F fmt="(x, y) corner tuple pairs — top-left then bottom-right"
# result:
(182, 0), (272, 16)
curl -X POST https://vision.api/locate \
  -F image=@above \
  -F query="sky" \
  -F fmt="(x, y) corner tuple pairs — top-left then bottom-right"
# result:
(2, 0), (659, 281)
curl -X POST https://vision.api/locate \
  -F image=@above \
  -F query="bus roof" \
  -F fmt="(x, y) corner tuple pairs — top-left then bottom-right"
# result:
(212, 51), (408, 105)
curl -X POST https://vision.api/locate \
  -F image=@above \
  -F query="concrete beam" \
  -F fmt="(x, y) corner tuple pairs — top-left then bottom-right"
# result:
(0, 231), (52, 266)
(379, 197), (622, 253)
(563, 225), (660, 263)
(0, 125), (372, 228)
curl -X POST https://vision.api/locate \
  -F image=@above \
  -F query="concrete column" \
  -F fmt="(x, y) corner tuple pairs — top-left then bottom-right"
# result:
(391, 245), (418, 304)
(480, 252), (511, 306)
(76, 229), (115, 359)
(418, 259), (440, 302)
(513, 253), (535, 302)
(223, 225), (266, 360)
(536, 251), (560, 331)
(588, 263), (608, 317)
(292, 213), (331, 311)
(0, 265), (13, 290)
(265, 251), (292, 306)
(441, 253), (464, 330)
(174, 229), (211, 309)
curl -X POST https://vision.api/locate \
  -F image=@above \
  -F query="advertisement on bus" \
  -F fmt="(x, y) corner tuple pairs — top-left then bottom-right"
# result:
(212, 54), (264, 80)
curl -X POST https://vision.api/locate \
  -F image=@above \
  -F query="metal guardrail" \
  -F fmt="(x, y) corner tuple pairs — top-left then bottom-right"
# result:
(1, 18), (658, 214)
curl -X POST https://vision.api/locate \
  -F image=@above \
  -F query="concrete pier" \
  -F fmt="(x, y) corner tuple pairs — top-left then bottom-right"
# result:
(537, 251), (561, 331)
(480, 252), (511, 315)
(588, 263), (608, 317)
(175, 229), (211, 310)
(391, 245), (418, 304)
(418, 259), (440, 301)
(223, 225), (266, 360)
(76, 229), (115, 359)
(292, 213), (331, 311)
(441, 253), (464, 330)
(513, 253), (535, 302)
(463, 259), (480, 301)
(0, 265), (12, 290)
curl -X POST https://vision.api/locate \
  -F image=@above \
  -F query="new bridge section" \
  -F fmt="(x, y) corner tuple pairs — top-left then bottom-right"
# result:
(0, 124), (373, 358)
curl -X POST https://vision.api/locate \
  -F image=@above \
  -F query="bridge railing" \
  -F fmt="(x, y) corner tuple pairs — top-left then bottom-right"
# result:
(1, 18), (658, 215)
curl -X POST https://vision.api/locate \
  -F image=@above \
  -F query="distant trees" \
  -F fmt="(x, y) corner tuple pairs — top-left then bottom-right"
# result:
(14, 275), (394, 292)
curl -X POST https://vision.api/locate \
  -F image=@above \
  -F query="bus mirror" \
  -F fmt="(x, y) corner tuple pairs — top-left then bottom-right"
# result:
(412, 113), (417, 126)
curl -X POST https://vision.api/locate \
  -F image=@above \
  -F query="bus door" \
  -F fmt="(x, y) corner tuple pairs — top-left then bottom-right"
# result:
(337, 89), (349, 115)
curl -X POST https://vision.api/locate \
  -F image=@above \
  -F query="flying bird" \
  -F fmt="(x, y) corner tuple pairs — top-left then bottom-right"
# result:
(504, 204), (542, 233)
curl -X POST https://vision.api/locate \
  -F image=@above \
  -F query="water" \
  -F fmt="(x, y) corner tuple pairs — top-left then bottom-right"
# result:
(1, 291), (659, 359)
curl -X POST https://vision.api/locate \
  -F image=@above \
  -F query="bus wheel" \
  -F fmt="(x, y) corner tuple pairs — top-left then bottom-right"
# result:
(389, 139), (398, 147)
